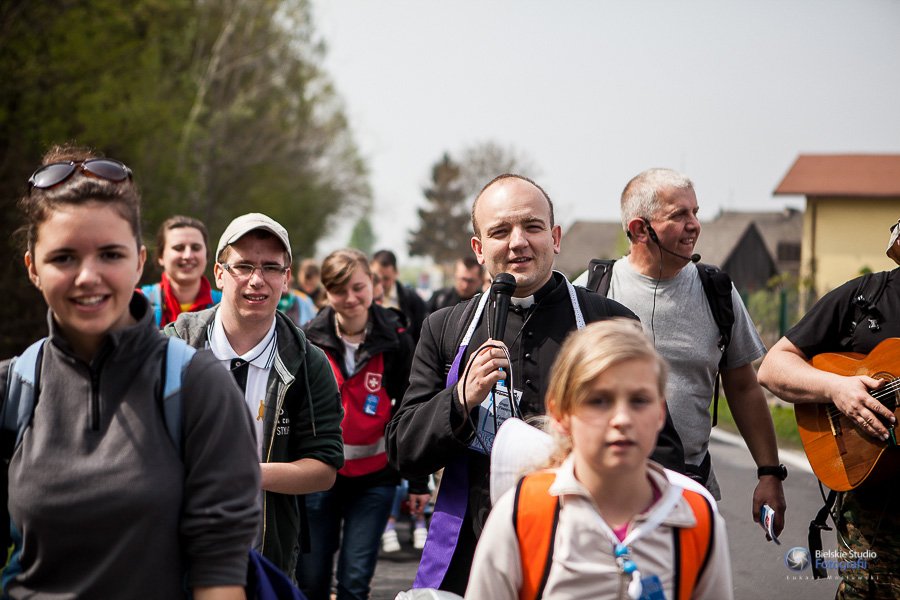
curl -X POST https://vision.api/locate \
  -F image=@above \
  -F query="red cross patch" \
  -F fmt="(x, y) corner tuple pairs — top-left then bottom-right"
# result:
(365, 372), (382, 393)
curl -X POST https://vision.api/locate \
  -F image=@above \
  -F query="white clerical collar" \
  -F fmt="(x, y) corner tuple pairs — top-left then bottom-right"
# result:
(510, 295), (535, 309)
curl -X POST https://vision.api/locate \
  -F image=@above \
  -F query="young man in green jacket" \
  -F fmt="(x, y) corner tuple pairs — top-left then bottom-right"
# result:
(166, 213), (344, 578)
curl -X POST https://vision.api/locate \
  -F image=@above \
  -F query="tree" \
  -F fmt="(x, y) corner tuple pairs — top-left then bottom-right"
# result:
(458, 141), (539, 198)
(0, 0), (369, 356)
(408, 142), (538, 267)
(348, 215), (376, 256)
(168, 0), (371, 260)
(408, 153), (470, 266)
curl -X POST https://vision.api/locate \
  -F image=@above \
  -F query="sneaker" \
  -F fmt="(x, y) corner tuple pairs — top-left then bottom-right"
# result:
(412, 526), (428, 550)
(382, 528), (400, 553)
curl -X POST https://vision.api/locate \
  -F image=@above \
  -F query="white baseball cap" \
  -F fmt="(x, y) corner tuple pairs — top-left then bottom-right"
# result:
(216, 213), (292, 263)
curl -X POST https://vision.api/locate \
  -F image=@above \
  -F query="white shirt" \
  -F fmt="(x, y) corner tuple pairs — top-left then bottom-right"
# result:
(341, 338), (360, 376)
(208, 311), (278, 458)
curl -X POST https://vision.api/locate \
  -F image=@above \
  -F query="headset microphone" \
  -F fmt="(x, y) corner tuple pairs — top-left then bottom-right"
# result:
(643, 221), (701, 263)
(490, 273), (517, 340)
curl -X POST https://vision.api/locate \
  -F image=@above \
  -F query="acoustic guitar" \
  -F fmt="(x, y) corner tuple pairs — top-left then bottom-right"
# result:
(796, 337), (900, 491)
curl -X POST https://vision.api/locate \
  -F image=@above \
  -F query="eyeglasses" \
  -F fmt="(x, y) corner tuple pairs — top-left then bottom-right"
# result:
(28, 159), (133, 191)
(219, 262), (289, 280)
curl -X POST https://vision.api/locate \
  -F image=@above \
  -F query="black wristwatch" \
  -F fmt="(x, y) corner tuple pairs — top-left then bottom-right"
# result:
(757, 464), (788, 481)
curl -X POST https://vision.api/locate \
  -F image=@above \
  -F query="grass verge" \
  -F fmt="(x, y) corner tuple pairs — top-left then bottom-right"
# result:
(712, 398), (804, 451)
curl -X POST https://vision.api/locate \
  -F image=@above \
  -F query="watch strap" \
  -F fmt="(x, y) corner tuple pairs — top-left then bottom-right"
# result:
(757, 464), (787, 480)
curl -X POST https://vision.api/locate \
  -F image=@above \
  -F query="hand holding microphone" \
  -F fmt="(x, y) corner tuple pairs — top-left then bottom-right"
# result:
(456, 273), (516, 410)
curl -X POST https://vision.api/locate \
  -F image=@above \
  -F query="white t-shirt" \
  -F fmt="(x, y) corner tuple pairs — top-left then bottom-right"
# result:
(208, 312), (278, 458)
(341, 338), (360, 376)
(607, 257), (766, 499)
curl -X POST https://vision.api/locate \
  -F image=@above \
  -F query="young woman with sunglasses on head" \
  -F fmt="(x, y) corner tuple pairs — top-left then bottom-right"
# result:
(296, 249), (430, 600)
(142, 215), (222, 328)
(0, 145), (260, 600)
(466, 319), (732, 600)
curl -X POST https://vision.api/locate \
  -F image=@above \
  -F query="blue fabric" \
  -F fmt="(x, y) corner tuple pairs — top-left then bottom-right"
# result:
(296, 485), (395, 600)
(247, 549), (306, 600)
(389, 479), (410, 519)
(140, 283), (163, 328)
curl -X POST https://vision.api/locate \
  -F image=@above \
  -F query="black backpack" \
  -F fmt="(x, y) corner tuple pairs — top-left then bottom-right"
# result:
(585, 258), (735, 426)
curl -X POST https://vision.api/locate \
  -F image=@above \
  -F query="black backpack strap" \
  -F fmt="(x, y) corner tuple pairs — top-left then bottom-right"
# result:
(808, 489), (838, 579)
(574, 285), (611, 321)
(439, 295), (481, 378)
(585, 258), (616, 295)
(841, 271), (890, 348)
(695, 264), (735, 427)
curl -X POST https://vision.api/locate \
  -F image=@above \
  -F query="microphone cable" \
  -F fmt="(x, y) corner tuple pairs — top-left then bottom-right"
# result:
(459, 342), (516, 454)
(650, 244), (663, 348)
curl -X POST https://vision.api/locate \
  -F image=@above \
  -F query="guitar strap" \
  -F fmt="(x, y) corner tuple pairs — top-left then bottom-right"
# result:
(808, 271), (890, 580)
(808, 488), (838, 579)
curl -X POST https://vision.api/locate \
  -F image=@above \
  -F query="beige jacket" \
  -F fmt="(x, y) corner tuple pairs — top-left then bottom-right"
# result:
(465, 458), (733, 600)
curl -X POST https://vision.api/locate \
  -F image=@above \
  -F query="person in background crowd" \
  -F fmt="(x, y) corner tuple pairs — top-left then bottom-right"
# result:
(297, 258), (328, 310)
(141, 215), (221, 328)
(1, 145), (259, 599)
(297, 249), (429, 600)
(427, 257), (484, 313)
(376, 265), (431, 555)
(466, 319), (732, 599)
(381, 477), (431, 554)
(279, 261), (318, 327)
(371, 249), (427, 343)
(481, 269), (492, 293)
(165, 213), (344, 579)
(372, 271), (385, 305)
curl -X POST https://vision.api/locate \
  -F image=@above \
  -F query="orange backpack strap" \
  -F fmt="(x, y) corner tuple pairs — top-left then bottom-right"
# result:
(672, 489), (715, 600)
(513, 470), (560, 600)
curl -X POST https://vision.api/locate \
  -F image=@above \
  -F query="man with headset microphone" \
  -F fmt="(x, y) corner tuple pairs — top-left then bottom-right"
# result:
(575, 167), (787, 539)
(385, 174), (647, 595)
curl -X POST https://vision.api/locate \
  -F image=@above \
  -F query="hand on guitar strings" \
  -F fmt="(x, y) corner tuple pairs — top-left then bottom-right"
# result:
(829, 374), (896, 441)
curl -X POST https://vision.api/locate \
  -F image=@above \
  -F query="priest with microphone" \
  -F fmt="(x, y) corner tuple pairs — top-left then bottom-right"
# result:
(386, 174), (637, 595)
(574, 167), (787, 542)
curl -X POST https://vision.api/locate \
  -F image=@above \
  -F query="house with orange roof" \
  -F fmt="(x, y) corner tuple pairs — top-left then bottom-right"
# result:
(774, 154), (900, 305)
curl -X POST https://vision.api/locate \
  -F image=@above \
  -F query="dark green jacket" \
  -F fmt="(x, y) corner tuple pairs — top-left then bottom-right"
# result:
(165, 308), (344, 576)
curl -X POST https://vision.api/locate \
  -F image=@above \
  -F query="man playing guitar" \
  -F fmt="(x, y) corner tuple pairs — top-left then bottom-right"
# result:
(759, 219), (900, 600)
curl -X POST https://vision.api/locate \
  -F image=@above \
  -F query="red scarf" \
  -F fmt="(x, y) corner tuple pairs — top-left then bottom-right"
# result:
(159, 272), (215, 327)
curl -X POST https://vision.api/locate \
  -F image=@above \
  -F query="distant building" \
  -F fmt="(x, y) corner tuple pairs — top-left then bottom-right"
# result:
(774, 154), (900, 303)
(557, 209), (802, 295)
(554, 221), (626, 278)
(693, 209), (803, 292)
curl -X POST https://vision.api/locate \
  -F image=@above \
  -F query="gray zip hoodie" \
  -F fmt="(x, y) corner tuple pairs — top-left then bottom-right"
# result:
(1, 294), (260, 599)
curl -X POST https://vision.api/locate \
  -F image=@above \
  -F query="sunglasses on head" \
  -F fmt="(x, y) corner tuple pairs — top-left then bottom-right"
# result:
(28, 158), (132, 192)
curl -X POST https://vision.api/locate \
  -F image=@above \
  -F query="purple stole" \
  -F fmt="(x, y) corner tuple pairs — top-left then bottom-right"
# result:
(414, 277), (584, 588)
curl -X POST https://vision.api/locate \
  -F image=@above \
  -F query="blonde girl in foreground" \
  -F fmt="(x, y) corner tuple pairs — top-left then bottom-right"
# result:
(466, 319), (732, 600)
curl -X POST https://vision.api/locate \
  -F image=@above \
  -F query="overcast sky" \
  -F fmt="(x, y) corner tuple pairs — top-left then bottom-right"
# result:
(310, 0), (900, 261)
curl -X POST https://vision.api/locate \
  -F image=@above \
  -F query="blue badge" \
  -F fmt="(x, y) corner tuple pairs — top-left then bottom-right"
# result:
(363, 394), (380, 416)
(638, 574), (665, 600)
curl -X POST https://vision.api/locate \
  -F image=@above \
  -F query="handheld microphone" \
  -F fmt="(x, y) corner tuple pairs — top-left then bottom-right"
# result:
(490, 273), (517, 340)
(644, 221), (701, 263)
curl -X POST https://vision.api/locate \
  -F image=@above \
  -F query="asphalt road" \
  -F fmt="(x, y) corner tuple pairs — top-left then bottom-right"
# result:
(710, 429), (837, 600)
(368, 431), (839, 600)
(370, 519), (422, 599)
